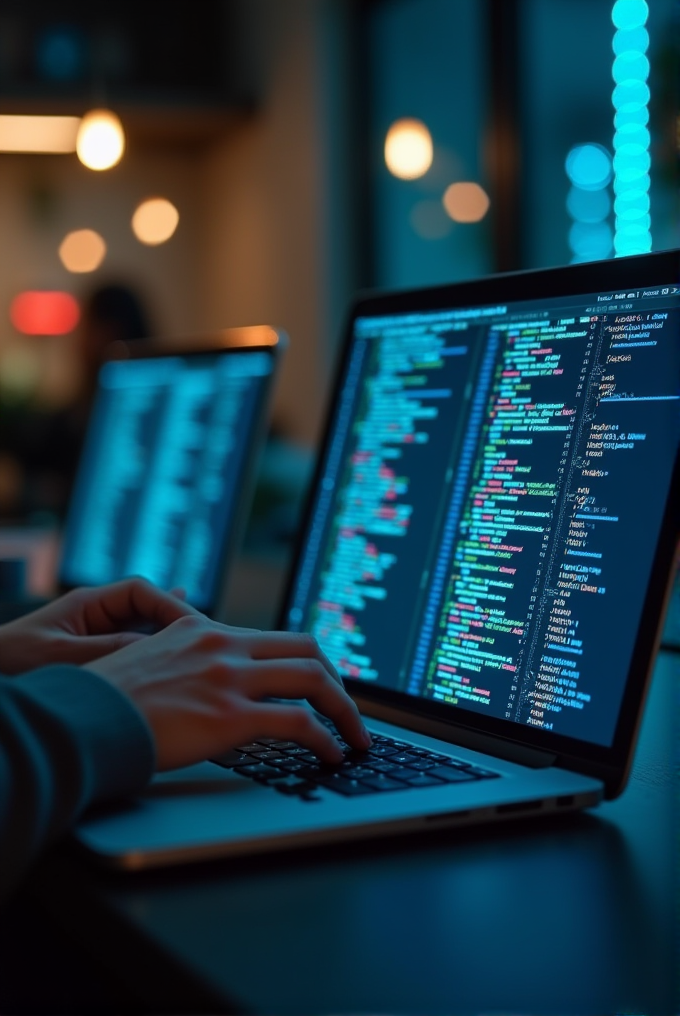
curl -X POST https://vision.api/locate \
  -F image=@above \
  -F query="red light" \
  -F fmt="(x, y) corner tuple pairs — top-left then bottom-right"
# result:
(10, 291), (80, 335)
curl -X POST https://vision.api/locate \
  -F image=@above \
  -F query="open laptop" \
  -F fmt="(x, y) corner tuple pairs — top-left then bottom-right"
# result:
(74, 249), (680, 869)
(56, 327), (285, 620)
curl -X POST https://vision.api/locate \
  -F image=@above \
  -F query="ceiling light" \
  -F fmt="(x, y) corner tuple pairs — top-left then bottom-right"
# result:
(76, 109), (125, 171)
(0, 115), (80, 154)
(384, 119), (433, 180)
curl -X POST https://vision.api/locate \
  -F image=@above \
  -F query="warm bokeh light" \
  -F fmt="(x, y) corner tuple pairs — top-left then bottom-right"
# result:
(384, 118), (433, 180)
(76, 109), (125, 171)
(0, 114), (81, 153)
(131, 197), (180, 245)
(442, 182), (490, 223)
(10, 291), (80, 336)
(219, 326), (281, 347)
(59, 229), (107, 273)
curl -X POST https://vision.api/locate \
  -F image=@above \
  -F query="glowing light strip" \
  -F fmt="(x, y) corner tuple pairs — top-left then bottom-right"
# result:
(611, 0), (652, 255)
(0, 114), (80, 153)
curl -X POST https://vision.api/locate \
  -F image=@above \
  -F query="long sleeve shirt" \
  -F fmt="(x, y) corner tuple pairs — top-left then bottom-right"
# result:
(0, 666), (154, 903)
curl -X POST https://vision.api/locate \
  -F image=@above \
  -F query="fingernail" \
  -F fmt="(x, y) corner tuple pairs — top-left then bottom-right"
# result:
(361, 726), (372, 748)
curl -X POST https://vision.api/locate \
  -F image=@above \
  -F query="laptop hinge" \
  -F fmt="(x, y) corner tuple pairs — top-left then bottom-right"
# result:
(353, 694), (558, 770)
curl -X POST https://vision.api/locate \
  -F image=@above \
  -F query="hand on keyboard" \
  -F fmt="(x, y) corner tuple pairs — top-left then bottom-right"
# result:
(87, 615), (372, 771)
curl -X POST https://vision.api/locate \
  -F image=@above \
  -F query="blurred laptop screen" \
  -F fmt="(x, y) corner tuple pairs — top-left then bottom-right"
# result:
(59, 349), (273, 612)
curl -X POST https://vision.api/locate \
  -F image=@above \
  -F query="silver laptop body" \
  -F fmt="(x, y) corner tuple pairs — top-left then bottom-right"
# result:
(74, 251), (680, 869)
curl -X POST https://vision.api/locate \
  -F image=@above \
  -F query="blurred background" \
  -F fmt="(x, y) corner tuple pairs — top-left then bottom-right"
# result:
(0, 0), (677, 619)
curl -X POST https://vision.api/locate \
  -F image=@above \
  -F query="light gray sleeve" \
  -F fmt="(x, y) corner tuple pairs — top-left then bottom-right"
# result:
(0, 666), (155, 902)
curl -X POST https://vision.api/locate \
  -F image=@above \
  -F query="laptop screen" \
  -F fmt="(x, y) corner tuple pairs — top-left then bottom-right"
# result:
(284, 255), (680, 750)
(59, 347), (275, 613)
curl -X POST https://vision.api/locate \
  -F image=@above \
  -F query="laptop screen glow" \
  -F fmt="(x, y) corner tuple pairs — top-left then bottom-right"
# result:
(59, 350), (273, 612)
(285, 278), (680, 748)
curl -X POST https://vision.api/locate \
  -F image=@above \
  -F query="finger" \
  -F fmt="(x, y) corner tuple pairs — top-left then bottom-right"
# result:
(237, 630), (343, 687)
(54, 632), (146, 665)
(238, 659), (371, 751)
(236, 702), (346, 762)
(75, 577), (201, 635)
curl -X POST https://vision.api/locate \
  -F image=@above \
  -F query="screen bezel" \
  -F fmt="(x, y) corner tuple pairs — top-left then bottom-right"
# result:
(59, 327), (286, 618)
(278, 250), (680, 791)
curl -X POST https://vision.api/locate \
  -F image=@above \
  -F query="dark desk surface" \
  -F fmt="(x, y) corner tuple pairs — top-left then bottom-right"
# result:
(21, 648), (677, 1016)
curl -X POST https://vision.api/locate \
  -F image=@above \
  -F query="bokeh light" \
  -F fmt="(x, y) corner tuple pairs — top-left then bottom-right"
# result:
(565, 144), (612, 190)
(442, 182), (490, 223)
(384, 118), (433, 180)
(614, 103), (649, 129)
(59, 229), (107, 273)
(569, 221), (614, 260)
(36, 27), (86, 81)
(612, 26), (649, 55)
(76, 109), (125, 171)
(10, 291), (80, 335)
(612, 50), (649, 84)
(566, 186), (611, 223)
(612, 0), (648, 30)
(612, 79), (650, 109)
(0, 114), (80, 153)
(611, 0), (652, 255)
(131, 197), (180, 245)
(614, 189), (650, 218)
(565, 144), (613, 262)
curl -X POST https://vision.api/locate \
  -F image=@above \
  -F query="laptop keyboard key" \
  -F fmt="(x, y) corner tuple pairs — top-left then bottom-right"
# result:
(368, 745), (401, 757)
(211, 750), (257, 768)
(324, 778), (375, 796)
(400, 772), (446, 788)
(276, 759), (307, 771)
(234, 763), (283, 780)
(360, 775), (408, 792)
(427, 766), (478, 783)
(406, 759), (438, 771)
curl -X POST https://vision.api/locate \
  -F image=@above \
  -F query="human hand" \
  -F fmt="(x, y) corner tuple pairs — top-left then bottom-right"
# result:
(0, 578), (197, 675)
(86, 614), (372, 770)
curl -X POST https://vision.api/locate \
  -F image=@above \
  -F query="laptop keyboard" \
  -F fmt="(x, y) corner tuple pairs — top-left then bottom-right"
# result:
(211, 726), (500, 802)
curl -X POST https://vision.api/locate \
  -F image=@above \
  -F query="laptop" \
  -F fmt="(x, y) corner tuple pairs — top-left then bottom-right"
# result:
(74, 249), (680, 869)
(56, 327), (285, 621)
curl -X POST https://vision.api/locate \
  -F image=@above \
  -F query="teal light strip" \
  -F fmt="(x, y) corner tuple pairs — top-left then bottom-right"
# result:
(612, 0), (652, 255)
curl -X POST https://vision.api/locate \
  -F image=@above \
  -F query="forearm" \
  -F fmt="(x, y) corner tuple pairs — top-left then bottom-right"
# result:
(0, 667), (155, 903)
